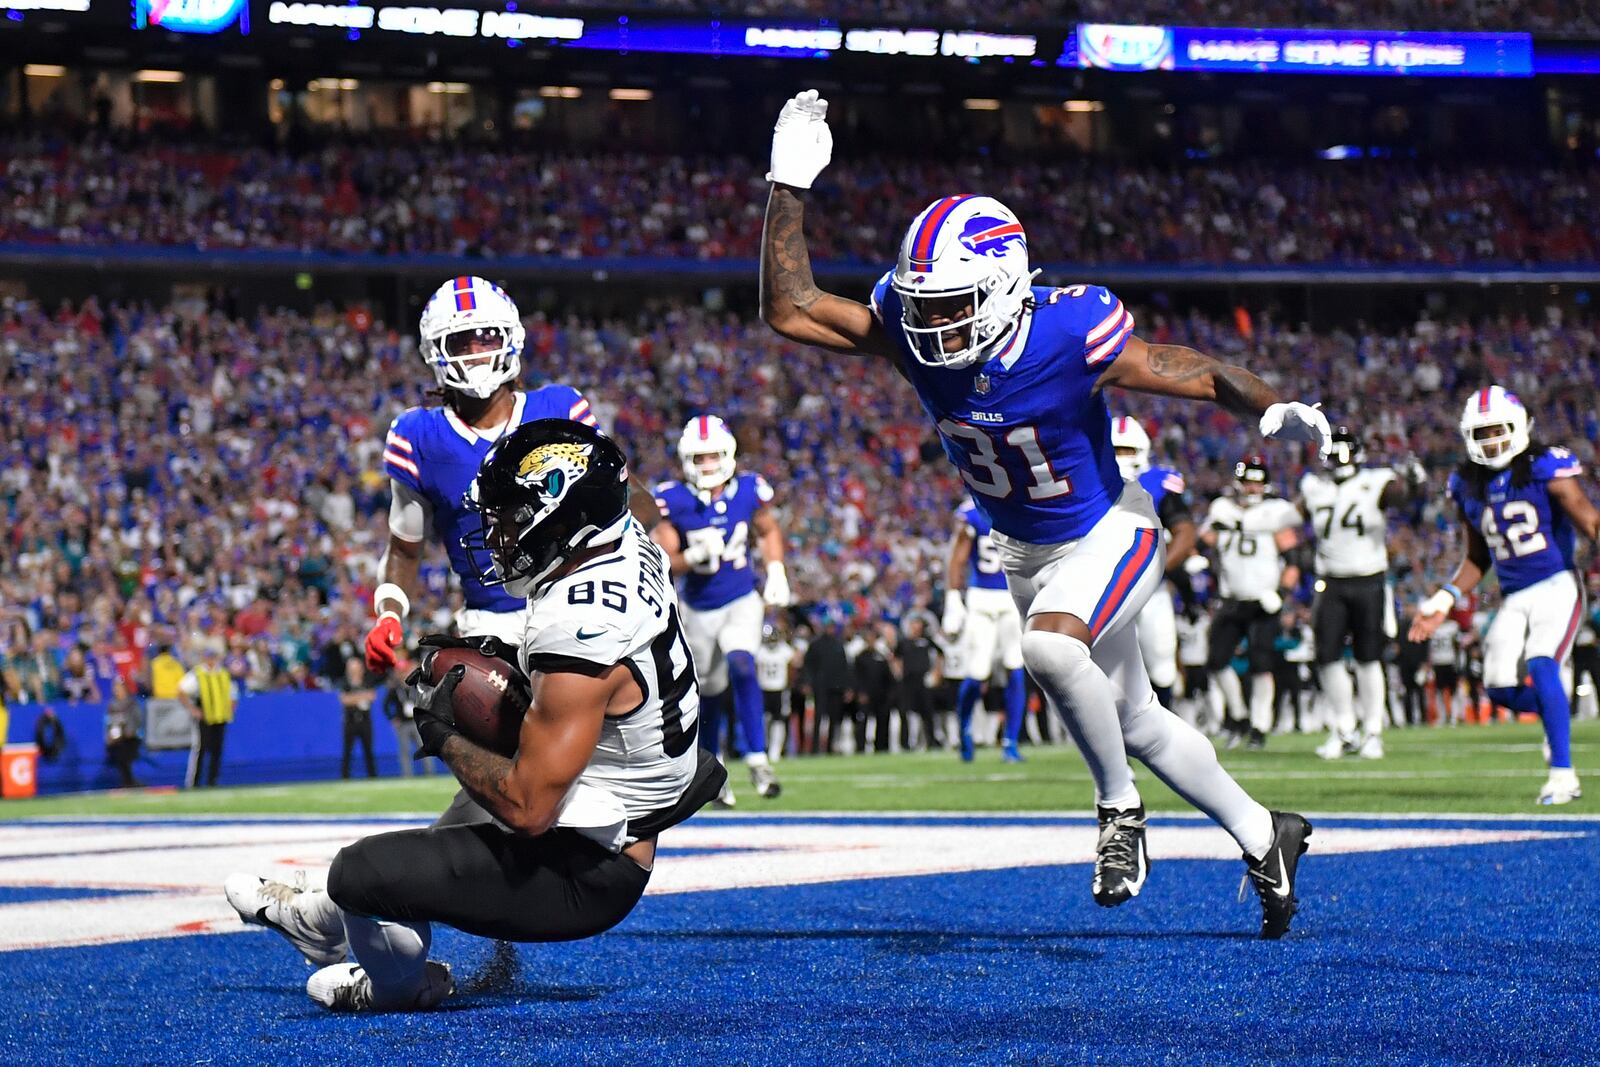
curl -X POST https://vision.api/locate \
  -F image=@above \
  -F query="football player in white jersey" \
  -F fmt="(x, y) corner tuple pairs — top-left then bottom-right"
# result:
(227, 421), (724, 1013)
(652, 416), (791, 803)
(1201, 457), (1305, 750)
(1111, 415), (1198, 712)
(1301, 427), (1426, 760)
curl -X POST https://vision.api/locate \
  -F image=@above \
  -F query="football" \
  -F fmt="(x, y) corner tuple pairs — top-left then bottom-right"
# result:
(423, 647), (531, 758)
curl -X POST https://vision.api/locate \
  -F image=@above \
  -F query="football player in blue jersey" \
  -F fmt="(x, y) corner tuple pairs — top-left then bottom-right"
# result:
(1111, 415), (1198, 713)
(1411, 386), (1600, 805)
(652, 415), (792, 803)
(944, 498), (1027, 762)
(759, 90), (1330, 938)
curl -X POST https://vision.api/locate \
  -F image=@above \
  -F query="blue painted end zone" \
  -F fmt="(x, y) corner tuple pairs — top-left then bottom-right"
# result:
(3, 820), (1597, 1066)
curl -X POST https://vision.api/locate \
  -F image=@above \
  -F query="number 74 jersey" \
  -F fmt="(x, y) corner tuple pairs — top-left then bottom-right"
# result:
(1448, 446), (1582, 595)
(1299, 469), (1395, 579)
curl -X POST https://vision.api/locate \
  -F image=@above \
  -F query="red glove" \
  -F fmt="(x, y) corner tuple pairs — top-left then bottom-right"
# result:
(364, 614), (404, 672)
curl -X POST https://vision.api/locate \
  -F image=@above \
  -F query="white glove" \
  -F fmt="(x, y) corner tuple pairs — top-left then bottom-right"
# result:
(942, 591), (967, 637)
(1418, 589), (1455, 619)
(763, 561), (792, 608)
(682, 527), (726, 574)
(1258, 589), (1284, 615)
(1399, 456), (1428, 488)
(767, 89), (833, 190)
(1260, 401), (1332, 457)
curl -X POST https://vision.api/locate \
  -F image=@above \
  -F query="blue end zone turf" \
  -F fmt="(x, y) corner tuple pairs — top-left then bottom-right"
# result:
(3, 816), (1597, 1066)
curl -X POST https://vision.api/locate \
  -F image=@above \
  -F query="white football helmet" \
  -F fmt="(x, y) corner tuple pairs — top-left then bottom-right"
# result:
(1110, 415), (1152, 480)
(1460, 386), (1530, 469)
(418, 276), (526, 399)
(890, 195), (1036, 369)
(679, 415), (738, 492)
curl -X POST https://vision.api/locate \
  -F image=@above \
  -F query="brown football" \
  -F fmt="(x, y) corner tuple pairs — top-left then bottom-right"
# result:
(424, 647), (531, 757)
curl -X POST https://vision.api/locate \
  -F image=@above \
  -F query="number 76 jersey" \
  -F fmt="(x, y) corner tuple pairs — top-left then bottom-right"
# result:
(1448, 446), (1582, 595)
(871, 277), (1133, 543)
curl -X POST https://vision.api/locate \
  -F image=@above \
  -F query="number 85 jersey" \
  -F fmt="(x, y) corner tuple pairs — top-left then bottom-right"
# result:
(1448, 446), (1582, 595)
(872, 277), (1132, 543)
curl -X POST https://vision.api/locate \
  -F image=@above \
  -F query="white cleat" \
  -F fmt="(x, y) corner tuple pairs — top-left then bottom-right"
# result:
(224, 873), (347, 966)
(306, 961), (454, 1013)
(1314, 735), (1346, 761)
(1537, 768), (1582, 806)
(1357, 734), (1384, 760)
(750, 762), (782, 799)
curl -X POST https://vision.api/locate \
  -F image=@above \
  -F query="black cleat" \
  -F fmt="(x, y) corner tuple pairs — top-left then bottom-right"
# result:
(1241, 811), (1313, 940)
(1092, 805), (1149, 907)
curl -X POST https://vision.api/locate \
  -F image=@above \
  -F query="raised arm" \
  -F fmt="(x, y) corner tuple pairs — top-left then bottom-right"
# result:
(1097, 336), (1279, 418)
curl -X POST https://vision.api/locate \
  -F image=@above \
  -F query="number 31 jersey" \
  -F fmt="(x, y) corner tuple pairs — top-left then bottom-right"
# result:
(872, 277), (1133, 544)
(1448, 446), (1582, 595)
(1299, 468), (1395, 579)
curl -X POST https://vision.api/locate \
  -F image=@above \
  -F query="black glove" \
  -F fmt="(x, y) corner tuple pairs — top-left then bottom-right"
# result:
(416, 632), (522, 674)
(407, 663), (464, 760)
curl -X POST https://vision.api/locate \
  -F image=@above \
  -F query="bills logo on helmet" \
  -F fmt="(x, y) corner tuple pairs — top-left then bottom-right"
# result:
(514, 442), (592, 520)
(958, 216), (1026, 258)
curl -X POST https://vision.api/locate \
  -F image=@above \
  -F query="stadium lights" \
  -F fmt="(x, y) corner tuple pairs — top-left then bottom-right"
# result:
(539, 85), (582, 98)
(1063, 99), (1106, 112)
(608, 88), (653, 101)
(132, 70), (186, 83)
(23, 65), (67, 78)
(309, 77), (359, 91)
(427, 82), (471, 94)
(963, 98), (1002, 111)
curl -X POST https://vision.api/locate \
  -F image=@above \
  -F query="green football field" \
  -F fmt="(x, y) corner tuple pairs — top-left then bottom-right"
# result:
(2, 718), (1595, 819)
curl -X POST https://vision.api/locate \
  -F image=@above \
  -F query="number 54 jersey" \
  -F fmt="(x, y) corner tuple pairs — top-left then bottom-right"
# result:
(518, 518), (700, 849)
(1448, 446), (1582, 595)
(871, 277), (1133, 544)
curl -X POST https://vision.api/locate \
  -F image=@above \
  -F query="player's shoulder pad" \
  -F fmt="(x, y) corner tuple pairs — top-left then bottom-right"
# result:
(383, 407), (427, 485)
(1042, 284), (1132, 367)
(869, 269), (895, 325)
(1156, 466), (1187, 497)
(747, 472), (776, 504)
(1535, 445), (1584, 481)
(653, 480), (684, 514)
(1446, 469), (1465, 501)
(526, 581), (650, 677)
(1275, 497), (1304, 526)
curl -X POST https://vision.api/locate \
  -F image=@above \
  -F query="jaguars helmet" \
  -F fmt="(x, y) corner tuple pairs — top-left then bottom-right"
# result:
(418, 275), (526, 399)
(462, 419), (631, 597)
(1327, 426), (1364, 481)
(1459, 386), (1530, 470)
(890, 195), (1036, 370)
(1235, 454), (1271, 499)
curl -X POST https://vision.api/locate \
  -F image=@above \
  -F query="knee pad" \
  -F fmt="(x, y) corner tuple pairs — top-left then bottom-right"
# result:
(1020, 629), (1091, 676)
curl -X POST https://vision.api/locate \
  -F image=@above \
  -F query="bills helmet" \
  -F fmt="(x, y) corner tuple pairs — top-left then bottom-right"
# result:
(419, 275), (526, 399)
(462, 420), (631, 597)
(890, 195), (1036, 369)
(1110, 415), (1152, 480)
(1459, 386), (1530, 470)
(678, 414), (738, 492)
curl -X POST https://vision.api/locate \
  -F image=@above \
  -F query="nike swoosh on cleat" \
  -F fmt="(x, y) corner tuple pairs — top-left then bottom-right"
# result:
(1268, 850), (1292, 898)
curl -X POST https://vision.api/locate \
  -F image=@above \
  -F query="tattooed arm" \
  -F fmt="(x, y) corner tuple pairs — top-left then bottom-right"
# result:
(1096, 335), (1280, 419)
(438, 665), (621, 835)
(760, 186), (896, 357)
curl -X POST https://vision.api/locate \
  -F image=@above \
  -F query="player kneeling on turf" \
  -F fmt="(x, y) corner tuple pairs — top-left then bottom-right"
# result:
(225, 420), (725, 1012)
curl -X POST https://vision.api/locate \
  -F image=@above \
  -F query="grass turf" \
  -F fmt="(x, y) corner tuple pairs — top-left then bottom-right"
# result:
(2, 718), (1593, 819)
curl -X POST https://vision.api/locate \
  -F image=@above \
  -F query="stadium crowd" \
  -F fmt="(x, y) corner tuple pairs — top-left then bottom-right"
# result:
(2, 291), (1597, 724)
(4, 140), (1598, 268)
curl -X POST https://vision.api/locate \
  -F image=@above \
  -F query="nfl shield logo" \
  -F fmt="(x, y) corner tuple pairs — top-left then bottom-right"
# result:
(974, 374), (992, 396)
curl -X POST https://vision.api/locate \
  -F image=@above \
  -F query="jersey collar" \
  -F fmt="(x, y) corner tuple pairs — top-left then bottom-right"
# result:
(444, 391), (526, 446)
(990, 309), (1033, 372)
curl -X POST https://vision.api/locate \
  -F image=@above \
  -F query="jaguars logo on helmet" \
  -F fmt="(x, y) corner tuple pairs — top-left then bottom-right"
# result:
(463, 420), (630, 597)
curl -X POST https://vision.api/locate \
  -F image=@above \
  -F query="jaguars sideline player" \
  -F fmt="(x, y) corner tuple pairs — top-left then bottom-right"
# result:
(760, 89), (1328, 937)
(944, 496), (1027, 762)
(1111, 415), (1198, 711)
(652, 415), (791, 803)
(1412, 387), (1600, 805)
(1301, 427), (1426, 760)
(1201, 457), (1305, 750)
(227, 420), (725, 1012)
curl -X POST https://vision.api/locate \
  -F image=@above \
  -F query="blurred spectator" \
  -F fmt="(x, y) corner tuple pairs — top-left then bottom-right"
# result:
(803, 622), (851, 755)
(61, 644), (101, 703)
(896, 614), (943, 751)
(34, 706), (66, 761)
(104, 675), (143, 787)
(339, 657), (378, 780)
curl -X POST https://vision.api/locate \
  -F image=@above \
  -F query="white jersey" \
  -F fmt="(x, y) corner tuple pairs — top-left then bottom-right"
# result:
(1428, 618), (1461, 668)
(756, 640), (793, 692)
(520, 520), (698, 850)
(1202, 495), (1302, 601)
(1177, 613), (1210, 668)
(1300, 469), (1395, 579)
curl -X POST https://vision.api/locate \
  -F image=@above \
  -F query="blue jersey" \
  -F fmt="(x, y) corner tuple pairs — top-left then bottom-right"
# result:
(654, 472), (774, 611)
(1139, 465), (1190, 527)
(872, 278), (1133, 543)
(956, 499), (1008, 591)
(383, 385), (598, 613)
(1448, 446), (1583, 595)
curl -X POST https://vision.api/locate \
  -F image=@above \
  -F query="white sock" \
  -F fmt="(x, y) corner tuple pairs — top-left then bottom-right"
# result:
(1204, 682), (1226, 733)
(1213, 669), (1247, 727)
(1319, 662), (1357, 738)
(1249, 673), (1276, 735)
(1022, 630), (1139, 809)
(343, 912), (431, 1009)
(299, 888), (347, 943)
(744, 751), (770, 769)
(1354, 661), (1387, 737)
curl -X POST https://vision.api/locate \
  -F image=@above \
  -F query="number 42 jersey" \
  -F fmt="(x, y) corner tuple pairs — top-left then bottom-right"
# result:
(872, 277), (1133, 544)
(1448, 446), (1582, 595)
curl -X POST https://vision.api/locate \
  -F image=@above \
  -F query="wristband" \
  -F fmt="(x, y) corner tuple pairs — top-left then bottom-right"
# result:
(373, 582), (410, 619)
(766, 560), (786, 579)
(1442, 583), (1462, 604)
